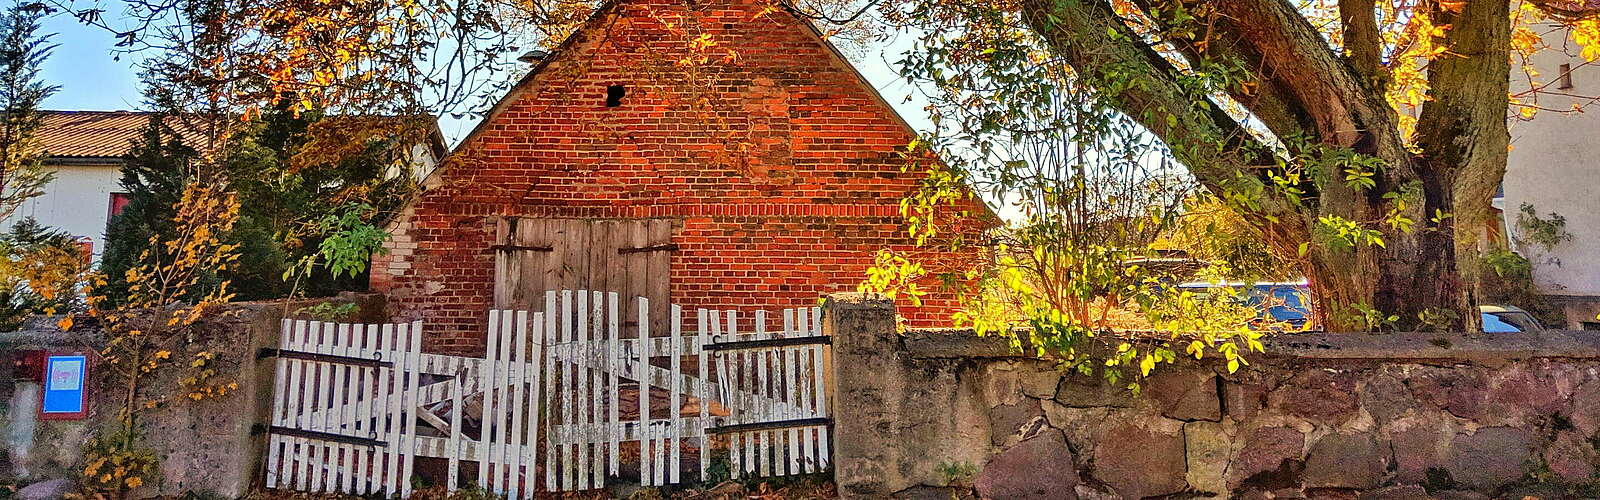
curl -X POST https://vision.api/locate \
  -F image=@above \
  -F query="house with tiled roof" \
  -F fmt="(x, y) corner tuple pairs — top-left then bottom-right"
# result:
(12, 111), (192, 257)
(21, 111), (447, 260)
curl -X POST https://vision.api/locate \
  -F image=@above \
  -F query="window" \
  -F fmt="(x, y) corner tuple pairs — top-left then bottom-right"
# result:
(1558, 63), (1575, 90)
(108, 192), (132, 218)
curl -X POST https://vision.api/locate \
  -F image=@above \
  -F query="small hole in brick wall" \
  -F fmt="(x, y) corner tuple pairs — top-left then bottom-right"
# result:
(606, 85), (626, 107)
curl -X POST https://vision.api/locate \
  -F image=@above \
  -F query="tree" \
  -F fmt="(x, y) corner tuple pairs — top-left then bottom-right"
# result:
(0, 0), (57, 224)
(0, 217), (88, 329)
(99, 106), (416, 303)
(879, 0), (1600, 331)
(99, 115), (201, 304)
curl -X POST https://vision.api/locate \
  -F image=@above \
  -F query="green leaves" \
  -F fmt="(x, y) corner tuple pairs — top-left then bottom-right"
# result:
(316, 203), (390, 280)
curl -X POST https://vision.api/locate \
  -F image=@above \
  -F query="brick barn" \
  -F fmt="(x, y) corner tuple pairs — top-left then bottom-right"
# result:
(370, 0), (978, 354)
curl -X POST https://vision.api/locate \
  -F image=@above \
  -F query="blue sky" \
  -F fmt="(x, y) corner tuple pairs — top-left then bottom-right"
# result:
(40, 13), (935, 146)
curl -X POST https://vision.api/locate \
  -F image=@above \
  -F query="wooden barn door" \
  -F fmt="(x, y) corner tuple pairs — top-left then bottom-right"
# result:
(493, 217), (675, 333)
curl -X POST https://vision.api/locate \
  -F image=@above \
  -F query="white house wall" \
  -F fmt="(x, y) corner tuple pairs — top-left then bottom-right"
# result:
(1503, 23), (1600, 327)
(8, 162), (122, 259)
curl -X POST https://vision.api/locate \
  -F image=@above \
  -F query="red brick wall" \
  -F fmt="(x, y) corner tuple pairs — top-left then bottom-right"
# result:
(372, 0), (979, 354)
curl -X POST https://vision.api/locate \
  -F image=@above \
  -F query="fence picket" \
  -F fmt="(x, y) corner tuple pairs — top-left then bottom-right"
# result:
(544, 291), (558, 492)
(561, 290), (577, 490)
(669, 304), (682, 484)
(696, 308), (710, 481)
(637, 296), (652, 486)
(793, 309), (806, 477)
(311, 322), (332, 491)
(712, 309), (737, 479)
(379, 323), (399, 495)
(266, 320), (292, 489)
(349, 323), (368, 492)
(509, 310), (530, 499)
(590, 291), (606, 489)
(582, 291), (595, 490)
(401, 321), (423, 496)
(479, 311), (500, 490)
(608, 292), (621, 477)
(812, 306), (830, 470)
(754, 310), (772, 478)
(333, 323), (354, 492)
(524, 312), (546, 500)
(447, 351), (463, 493)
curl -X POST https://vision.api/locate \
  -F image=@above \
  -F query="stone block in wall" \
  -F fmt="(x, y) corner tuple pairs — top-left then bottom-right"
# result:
(1227, 426), (1305, 490)
(1545, 430), (1599, 481)
(1184, 419), (1241, 495)
(1090, 421), (1187, 499)
(1444, 427), (1534, 491)
(1054, 375), (1134, 409)
(1271, 368), (1358, 425)
(1302, 432), (1385, 489)
(1388, 415), (1451, 484)
(1407, 367), (1488, 420)
(1147, 368), (1221, 422)
(1357, 371), (1414, 423)
(974, 430), (1078, 500)
(988, 398), (1045, 448)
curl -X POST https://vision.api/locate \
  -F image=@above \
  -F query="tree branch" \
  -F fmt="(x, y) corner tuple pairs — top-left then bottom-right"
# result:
(1339, 0), (1386, 92)
(1018, 0), (1271, 191)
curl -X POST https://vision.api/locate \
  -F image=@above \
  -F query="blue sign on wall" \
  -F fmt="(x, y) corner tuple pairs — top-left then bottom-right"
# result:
(41, 354), (87, 417)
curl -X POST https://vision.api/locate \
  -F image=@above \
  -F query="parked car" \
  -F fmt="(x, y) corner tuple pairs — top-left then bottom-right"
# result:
(1176, 282), (1542, 332)
(1175, 282), (1313, 330)
(1480, 304), (1544, 332)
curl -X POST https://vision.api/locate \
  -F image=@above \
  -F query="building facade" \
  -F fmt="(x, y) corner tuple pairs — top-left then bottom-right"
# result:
(1502, 23), (1600, 328)
(369, 0), (980, 354)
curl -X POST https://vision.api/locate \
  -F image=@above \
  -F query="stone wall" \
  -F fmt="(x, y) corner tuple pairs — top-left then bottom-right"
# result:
(828, 293), (1600, 499)
(0, 293), (385, 497)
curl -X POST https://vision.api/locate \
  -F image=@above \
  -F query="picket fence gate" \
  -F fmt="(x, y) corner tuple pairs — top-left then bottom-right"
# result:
(261, 290), (832, 497)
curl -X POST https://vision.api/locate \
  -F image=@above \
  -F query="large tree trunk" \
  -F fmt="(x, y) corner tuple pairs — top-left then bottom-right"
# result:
(1021, 0), (1510, 331)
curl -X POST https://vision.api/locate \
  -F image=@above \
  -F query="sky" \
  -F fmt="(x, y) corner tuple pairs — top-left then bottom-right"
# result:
(39, 13), (937, 146)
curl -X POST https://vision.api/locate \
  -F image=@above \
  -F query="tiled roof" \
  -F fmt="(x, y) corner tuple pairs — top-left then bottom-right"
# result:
(36, 111), (206, 161)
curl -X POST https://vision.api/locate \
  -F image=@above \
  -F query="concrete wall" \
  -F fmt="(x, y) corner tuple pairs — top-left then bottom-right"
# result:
(830, 294), (1600, 499)
(0, 293), (385, 496)
(1504, 23), (1600, 327)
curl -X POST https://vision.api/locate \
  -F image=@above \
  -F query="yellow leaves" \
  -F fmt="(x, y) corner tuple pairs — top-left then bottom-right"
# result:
(1575, 19), (1600, 62)
(124, 477), (142, 489)
(56, 316), (73, 331)
(1518, 105), (1539, 119)
(154, 350), (171, 360)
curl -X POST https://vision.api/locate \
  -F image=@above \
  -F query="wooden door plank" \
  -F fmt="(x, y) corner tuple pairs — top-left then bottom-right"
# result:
(647, 219), (671, 337)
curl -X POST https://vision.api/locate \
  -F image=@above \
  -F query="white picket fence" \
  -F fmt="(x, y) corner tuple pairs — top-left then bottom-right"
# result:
(262, 320), (424, 496)
(262, 290), (832, 497)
